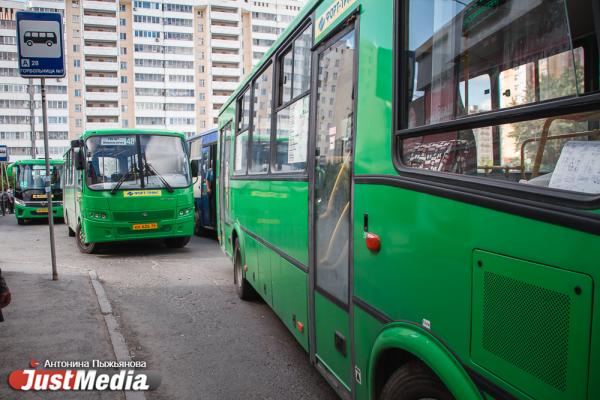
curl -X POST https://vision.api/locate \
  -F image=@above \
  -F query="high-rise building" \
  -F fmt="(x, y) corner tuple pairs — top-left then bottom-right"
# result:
(0, 0), (306, 161)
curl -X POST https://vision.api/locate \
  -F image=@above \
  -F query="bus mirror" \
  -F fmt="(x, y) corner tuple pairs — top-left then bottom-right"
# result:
(191, 160), (199, 178)
(74, 148), (85, 171)
(71, 139), (83, 148)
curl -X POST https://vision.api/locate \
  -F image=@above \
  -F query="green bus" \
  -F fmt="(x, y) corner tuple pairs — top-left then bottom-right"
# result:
(217, 0), (600, 399)
(63, 129), (196, 253)
(8, 159), (64, 225)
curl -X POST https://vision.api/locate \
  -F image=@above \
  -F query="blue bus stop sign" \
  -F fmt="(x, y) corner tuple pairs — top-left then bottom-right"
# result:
(0, 145), (7, 162)
(16, 12), (65, 78)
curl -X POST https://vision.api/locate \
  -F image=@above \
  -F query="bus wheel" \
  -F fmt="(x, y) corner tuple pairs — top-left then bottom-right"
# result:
(76, 223), (97, 254)
(164, 236), (191, 249)
(17, 218), (24, 225)
(233, 240), (255, 301)
(380, 360), (454, 400)
(46, 41), (53, 47)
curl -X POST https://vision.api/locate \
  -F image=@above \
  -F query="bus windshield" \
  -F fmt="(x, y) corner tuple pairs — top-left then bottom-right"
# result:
(16, 164), (61, 192)
(85, 134), (191, 191)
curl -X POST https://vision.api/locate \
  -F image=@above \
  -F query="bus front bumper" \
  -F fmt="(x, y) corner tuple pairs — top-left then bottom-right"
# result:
(15, 204), (64, 220)
(82, 215), (194, 244)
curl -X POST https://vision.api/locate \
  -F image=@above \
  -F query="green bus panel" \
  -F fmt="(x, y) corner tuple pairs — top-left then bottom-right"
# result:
(271, 258), (309, 351)
(229, 179), (309, 266)
(353, 183), (600, 399)
(315, 292), (351, 390)
(353, 306), (385, 399)
(244, 235), (259, 288)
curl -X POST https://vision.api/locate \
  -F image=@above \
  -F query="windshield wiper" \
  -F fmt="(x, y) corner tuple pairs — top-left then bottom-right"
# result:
(110, 165), (138, 195)
(142, 158), (174, 193)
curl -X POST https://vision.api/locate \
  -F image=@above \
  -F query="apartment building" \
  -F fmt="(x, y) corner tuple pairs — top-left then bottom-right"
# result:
(0, 0), (70, 161)
(0, 0), (305, 161)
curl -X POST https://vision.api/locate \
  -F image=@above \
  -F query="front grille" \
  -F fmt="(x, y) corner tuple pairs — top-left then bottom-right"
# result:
(113, 210), (174, 222)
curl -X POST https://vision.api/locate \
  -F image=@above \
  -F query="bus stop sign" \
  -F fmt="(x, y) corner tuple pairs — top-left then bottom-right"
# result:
(16, 12), (65, 78)
(0, 145), (7, 162)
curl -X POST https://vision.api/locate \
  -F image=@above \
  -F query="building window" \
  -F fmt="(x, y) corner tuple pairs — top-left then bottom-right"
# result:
(120, 18), (126, 26)
(121, 89), (128, 99)
(72, 15), (79, 23)
(121, 105), (128, 112)
(199, 79), (205, 87)
(73, 44), (80, 52)
(122, 119), (128, 128)
(75, 119), (82, 127)
(121, 76), (128, 84)
(120, 32), (126, 40)
(74, 89), (81, 97)
(199, 92), (205, 100)
(121, 47), (127, 55)
(75, 104), (81, 112)
(120, 4), (126, 11)
(120, 61), (127, 70)
(73, 59), (80, 68)
(74, 74), (81, 82)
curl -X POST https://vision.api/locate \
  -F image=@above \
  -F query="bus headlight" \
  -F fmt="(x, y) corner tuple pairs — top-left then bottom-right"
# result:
(88, 211), (108, 220)
(178, 207), (193, 217)
(14, 198), (25, 206)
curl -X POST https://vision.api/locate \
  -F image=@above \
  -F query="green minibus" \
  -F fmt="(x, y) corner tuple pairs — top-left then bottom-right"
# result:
(217, 0), (600, 399)
(8, 159), (64, 225)
(63, 129), (196, 253)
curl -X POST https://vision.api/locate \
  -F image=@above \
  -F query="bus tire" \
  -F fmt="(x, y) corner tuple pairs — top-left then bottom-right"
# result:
(76, 223), (97, 254)
(164, 236), (191, 249)
(380, 360), (454, 400)
(233, 239), (256, 301)
(17, 218), (24, 225)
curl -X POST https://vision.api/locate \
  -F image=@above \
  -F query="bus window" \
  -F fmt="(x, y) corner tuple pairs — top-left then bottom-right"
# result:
(234, 89), (251, 174)
(406, 0), (589, 129)
(399, 0), (600, 196)
(249, 64), (273, 174)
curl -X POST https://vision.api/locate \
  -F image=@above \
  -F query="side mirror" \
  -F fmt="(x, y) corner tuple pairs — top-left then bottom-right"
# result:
(71, 139), (83, 148)
(191, 160), (199, 178)
(74, 148), (85, 171)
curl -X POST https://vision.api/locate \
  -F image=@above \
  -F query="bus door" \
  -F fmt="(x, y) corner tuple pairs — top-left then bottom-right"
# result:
(310, 23), (357, 393)
(218, 123), (232, 244)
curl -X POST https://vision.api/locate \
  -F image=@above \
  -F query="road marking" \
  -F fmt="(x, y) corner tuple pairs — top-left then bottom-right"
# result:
(89, 270), (146, 400)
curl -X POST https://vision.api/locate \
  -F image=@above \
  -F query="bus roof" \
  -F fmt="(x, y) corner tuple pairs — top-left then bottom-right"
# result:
(187, 128), (218, 144)
(11, 159), (64, 166)
(77, 129), (186, 141)
(218, 0), (320, 117)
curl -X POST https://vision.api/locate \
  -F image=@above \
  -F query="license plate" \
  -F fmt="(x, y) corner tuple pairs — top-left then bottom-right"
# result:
(36, 208), (48, 213)
(132, 223), (158, 231)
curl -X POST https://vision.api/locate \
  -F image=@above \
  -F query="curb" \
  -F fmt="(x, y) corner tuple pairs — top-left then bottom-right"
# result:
(89, 271), (146, 400)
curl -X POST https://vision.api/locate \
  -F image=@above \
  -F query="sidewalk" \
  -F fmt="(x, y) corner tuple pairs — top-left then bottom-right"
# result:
(0, 264), (122, 399)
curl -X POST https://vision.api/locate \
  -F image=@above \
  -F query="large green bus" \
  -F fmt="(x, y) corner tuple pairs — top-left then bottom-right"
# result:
(8, 159), (64, 225)
(63, 129), (196, 253)
(217, 0), (600, 399)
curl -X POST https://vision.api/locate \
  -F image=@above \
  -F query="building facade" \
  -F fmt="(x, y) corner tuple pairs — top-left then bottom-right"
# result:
(0, 0), (305, 161)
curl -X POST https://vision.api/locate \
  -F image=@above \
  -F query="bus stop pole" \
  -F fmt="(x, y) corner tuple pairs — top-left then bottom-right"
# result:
(40, 78), (58, 281)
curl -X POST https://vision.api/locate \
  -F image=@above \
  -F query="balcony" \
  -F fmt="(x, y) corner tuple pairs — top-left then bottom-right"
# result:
(85, 91), (119, 101)
(211, 39), (239, 50)
(210, 11), (239, 23)
(210, 25), (240, 36)
(211, 67), (241, 77)
(86, 106), (119, 117)
(212, 80), (238, 91)
(211, 52), (240, 63)
(85, 76), (119, 86)
(83, 30), (118, 42)
(85, 61), (118, 72)
(84, 46), (118, 56)
(83, 0), (117, 12)
(85, 122), (119, 131)
(83, 15), (117, 27)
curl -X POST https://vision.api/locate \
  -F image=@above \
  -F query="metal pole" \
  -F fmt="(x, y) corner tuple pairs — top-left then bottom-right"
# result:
(28, 79), (36, 159)
(41, 78), (58, 280)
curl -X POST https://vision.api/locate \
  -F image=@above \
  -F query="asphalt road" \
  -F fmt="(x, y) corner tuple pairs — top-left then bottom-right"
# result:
(0, 215), (337, 400)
